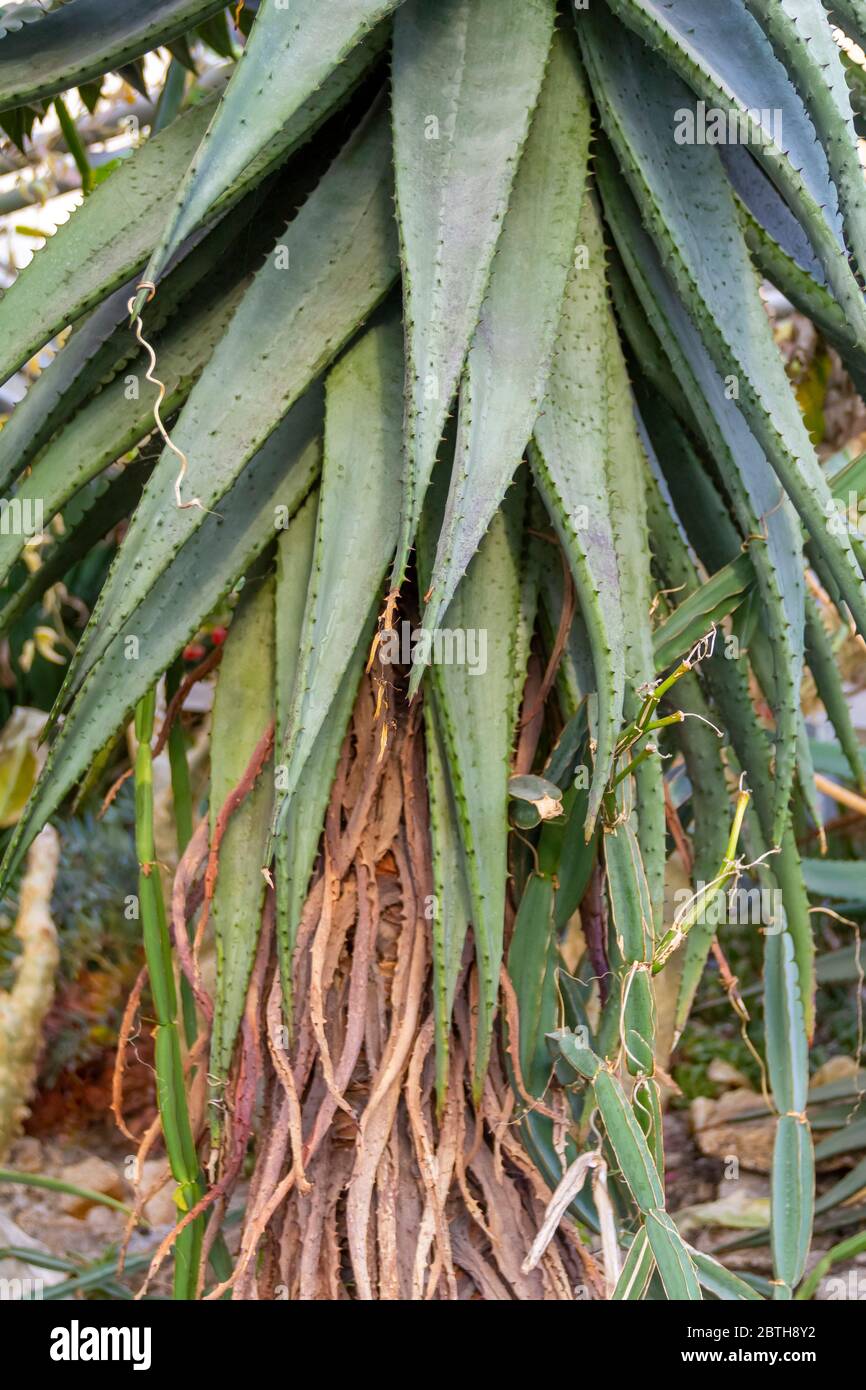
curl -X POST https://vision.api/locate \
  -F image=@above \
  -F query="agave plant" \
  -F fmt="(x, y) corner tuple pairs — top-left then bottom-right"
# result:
(0, 0), (865, 1302)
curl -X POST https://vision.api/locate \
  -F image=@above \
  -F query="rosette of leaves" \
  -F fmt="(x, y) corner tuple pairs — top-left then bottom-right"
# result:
(0, 0), (864, 1300)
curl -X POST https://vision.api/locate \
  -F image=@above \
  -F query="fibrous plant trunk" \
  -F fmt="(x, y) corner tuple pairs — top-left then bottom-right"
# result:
(121, 672), (602, 1301)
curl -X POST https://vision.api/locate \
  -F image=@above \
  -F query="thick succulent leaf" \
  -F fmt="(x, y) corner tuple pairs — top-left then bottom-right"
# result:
(771, 1115), (815, 1294)
(605, 819), (653, 965)
(591, 1067), (665, 1214)
(802, 856), (866, 898)
(597, 0), (842, 247)
(0, 391), (323, 891)
(413, 27), (589, 668)
(595, 150), (806, 843)
(506, 873), (558, 1100)
(425, 698), (473, 1104)
(57, 109), (399, 712)
(745, 0), (866, 279)
(273, 493), (370, 1028)
(0, 36), (381, 387)
(582, 6), (866, 645)
(0, 2), (68, 40)
(0, 190), (265, 497)
(805, 593), (866, 792)
(764, 922), (810, 1118)
(390, 0), (555, 588)
(269, 314), (400, 989)
(722, 144), (828, 283)
(271, 311), (403, 840)
(530, 199), (625, 835)
(598, 289), (664, 926)
(0, 99), (212, 386)
(763, 828), (818, 1047)
(652, 554), (755, 673)
(0, 273), (248, 598)
(139, 0), (396, 301)
(418, 468), (524, 1096)
(689, 1246), (763, 1300)
(209, 569), (275, 1111)
(644, 1209), (702, 1301)
(831, 0), (866, 48)
(598, 0), (866, 341)
(612, 1227), (655, 1300)
(762, 846), (817, 1260)
(0, 0), (224, 107)
(272, 489), (318, 1016)
(601, 329), (656, 705)
(196, 12), (237, 60)
(0, 283), (132, 494)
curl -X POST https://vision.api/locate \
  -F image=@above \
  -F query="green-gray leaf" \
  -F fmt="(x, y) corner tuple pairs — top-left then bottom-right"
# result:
(139, 0), (396, 301)
(390, 0), (555, 588)
(413, 26), (590, 671)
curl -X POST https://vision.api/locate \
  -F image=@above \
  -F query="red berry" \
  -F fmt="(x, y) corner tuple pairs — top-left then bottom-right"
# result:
(211, 626), (228, 646)
(183, 642), (206, 662)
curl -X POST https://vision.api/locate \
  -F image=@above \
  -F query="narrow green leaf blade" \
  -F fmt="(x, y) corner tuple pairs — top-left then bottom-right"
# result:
(612, 1226), (655, 1300)
(599, 0), (866, 341)
(506, 873), (557, 1099)
(425, 697), (473, 1104)
(583, 10), (866, 641)
(414, 27), (590, 665)
(58, 109), (399, 712)
(652, 555), (755, 673)
(0, 273), (247, 597)
(0, 34), (382, 386)
(0, 391), (322, 891)
(390, 0), (555, 587)
(644, 1208), (703, 1301)
(530, 197), (626, 833)
(0, 0), (224, 107)
(140, 0), (397, 296)
(209, 569), (275, 1110)
(744, 0), (866, 279)
(771, 1115), (815, 1294)
(272, 311), (403, 834)
(418, 470), (524, 1095)
(689, 1246), (762, 1300)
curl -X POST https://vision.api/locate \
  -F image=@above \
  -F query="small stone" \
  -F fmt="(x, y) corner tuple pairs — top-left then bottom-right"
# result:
(707, 1058), (751, 1089)
(58, 1157), (124, 1218)
(8, 1136), (42, 1172)
(85, 1204), (123, 1239)
(691, 1089), (775, 1173)
(135, 1160), (178, 1228)
(810, 1056), (860, 1090)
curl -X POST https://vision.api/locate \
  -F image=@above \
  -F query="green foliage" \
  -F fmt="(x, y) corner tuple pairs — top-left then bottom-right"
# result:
(3, 0), (866, 1300)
